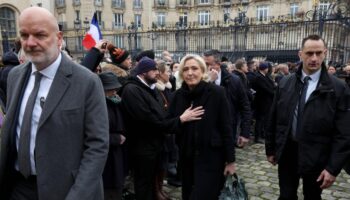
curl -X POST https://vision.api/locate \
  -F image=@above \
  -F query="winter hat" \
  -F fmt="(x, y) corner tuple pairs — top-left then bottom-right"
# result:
(135, 57), (157, 75)
(259, 62), (269, 70)
(98, 71), (122, 90)
(107, 44), (130, 64)
(135, 50), (155, 62)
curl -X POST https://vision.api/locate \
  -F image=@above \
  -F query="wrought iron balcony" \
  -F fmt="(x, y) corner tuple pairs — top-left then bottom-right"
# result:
(154, 0), (169, 8)
(112, 0), (125, 9)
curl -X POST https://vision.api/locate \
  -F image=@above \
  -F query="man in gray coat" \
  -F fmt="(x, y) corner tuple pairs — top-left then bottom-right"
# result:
(0, 7), (109, 200)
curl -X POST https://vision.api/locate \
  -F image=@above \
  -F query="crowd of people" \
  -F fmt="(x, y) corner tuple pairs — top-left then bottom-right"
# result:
(0, 6), (350, 200)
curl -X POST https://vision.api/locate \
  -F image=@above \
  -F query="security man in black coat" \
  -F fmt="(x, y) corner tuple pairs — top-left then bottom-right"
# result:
(265, 35), (350, 200)
(203, 50), (251, 147)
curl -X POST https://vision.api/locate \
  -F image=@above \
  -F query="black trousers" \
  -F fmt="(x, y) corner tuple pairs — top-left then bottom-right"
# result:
(254, 113), (268, 141)
(10, 171), (38, 200)
(278, 139), (322, 200)
(132, 153), (160, 200)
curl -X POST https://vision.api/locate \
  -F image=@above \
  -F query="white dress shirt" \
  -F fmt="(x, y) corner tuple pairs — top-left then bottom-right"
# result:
(301, 68), (321, 102)
(16, 54), (61, 175)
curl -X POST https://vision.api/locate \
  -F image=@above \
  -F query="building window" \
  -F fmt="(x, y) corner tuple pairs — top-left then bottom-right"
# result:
(257, 5), (269, 21)
(290, 3), (298, 18)
(158, 0), (166, 5)
(157, 13), (166, 27)
(319, 1), (330, 17)
(179, 12), (188, 27)
(95, 0), (102, 5)
(134, 0), (142, 8)
(199, 0), (210, 4)
(223, 8), (230, 22)
(198, 11), (210, 25)
(0, 7), (17, 40)
(56, 0), (65, 7)
(135, 14), (142, 28)
(114, 13), (124, 28)
(115, 35), (124, 48)
(96, 11), (102, 26)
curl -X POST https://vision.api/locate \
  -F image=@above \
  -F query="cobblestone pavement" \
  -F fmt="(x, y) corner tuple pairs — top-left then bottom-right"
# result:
(164, 143), (350, 200)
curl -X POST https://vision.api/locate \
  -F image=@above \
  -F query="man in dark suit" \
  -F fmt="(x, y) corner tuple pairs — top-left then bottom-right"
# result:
(265, 34), (350, 200)
(252, 62), (275, 143)
(0, 7), (109, 200)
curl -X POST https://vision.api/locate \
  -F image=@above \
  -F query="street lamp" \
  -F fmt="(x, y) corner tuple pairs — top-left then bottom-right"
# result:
(148, 32), (158, 50)
(128, 22), (138, 58)
(175, 21), (187, 52)
(74, 20), (82, 57)
(83, 17), (90, 32)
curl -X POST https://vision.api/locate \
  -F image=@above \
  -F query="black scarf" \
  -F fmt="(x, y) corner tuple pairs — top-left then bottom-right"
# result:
(179, 81), (207, 157)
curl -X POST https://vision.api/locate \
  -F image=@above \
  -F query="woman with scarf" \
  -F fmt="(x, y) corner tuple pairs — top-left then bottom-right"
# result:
(168, 54), (236, 200)
(98, 72), (126, 200)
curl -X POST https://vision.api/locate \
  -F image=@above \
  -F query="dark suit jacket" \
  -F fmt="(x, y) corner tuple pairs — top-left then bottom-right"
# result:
(220, 69), (251, 139)
(0, 53), (109, 200)
(252, 71), (275, 115)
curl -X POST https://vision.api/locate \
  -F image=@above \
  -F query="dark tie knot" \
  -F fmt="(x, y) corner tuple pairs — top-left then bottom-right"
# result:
(34, 71), (42, 82)
(303, 76), (311, 84)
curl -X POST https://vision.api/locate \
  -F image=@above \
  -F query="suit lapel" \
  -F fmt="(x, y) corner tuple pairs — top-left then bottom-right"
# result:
(5, 63), (31, 133)
(38, 54), (72, 128)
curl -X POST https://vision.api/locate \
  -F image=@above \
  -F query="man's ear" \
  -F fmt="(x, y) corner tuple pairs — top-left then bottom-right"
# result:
(298, 50), (302, 60)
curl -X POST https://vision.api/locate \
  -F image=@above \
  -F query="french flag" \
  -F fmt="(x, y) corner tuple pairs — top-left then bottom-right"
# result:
(82, 12), (102, 50)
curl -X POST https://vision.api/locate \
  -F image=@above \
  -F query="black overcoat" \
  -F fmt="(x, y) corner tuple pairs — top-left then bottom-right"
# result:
(102, 99), (125, 189)
(168, 81), (235, 200)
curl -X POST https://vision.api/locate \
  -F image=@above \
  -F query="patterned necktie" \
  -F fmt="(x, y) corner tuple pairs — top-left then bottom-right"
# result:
(18, 71), (42, 178)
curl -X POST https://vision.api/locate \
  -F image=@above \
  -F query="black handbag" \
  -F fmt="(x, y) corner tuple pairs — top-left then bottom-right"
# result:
(219, 173), (248, 200)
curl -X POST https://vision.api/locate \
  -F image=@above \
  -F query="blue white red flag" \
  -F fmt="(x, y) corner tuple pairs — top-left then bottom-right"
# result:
(82, 12), (102, 50)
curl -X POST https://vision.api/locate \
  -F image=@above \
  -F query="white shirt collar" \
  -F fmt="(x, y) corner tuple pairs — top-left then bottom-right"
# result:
(136, 75), (156, 89)
(215, 70), (222, 85)
(31, 53), (62, 80)
(301, 68), (321, 83)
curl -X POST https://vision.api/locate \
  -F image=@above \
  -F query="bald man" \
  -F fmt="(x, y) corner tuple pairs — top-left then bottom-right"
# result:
(0, 7), (109, 200)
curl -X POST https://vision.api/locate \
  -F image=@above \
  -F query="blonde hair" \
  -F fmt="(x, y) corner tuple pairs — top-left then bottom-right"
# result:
(178, 54), (208, 82)
(157, 60), (169, 74)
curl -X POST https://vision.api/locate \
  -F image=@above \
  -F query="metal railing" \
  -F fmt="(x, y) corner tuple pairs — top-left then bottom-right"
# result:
(64, 18), (350, 64)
